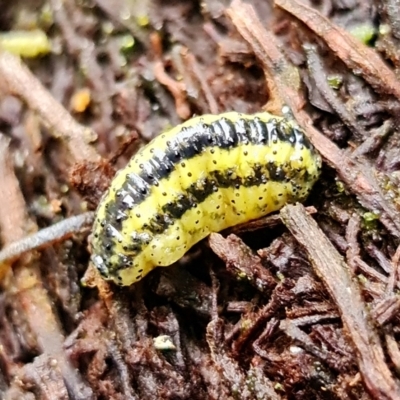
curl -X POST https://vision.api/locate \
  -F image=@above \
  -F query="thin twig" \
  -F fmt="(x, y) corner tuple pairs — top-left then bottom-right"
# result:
(0, 212), (94, 266)
(275, 0), (400, 101)
(280, 203), (400, 400)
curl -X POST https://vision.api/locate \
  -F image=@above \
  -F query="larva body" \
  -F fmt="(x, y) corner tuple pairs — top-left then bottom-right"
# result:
(91, 112), (321, 286)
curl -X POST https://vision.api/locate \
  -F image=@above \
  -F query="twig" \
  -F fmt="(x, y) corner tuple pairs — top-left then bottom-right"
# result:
(151, 33), (191, 119)
(387, 245), (400, 295)
(0, 136), (31, 245)
(280, 203), (400, 400)
(227, 0), (301, 114)
(304, 44), (365, 140)
(208, 233), (276, 293)
(0, 52), (100, 165)
(178, 47), (220, 114)
(280, 319), (347, 371)
(275, 0), (400, 101)
(50, 0), (115, 143)
(0, 131), (92, 398)
(0, 212), (94, 267)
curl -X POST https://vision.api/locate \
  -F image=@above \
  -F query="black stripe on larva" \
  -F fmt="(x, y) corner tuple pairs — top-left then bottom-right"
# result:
(106, 158), (315, 276)
(211, 118), (239, 148)
(103, 119), (242, 219)
(267, 162), (288, 181)
(145, 153), (175, 181)
(115, 117), (301, 211)
(274, 120), (291, 143)
(292, 127), (312, 149)
(98, 117), (316, 260)
(127, 173), (151, 196)
(248, 118), (269, 143)
(118, 162), (296, 254)
(162, 193), (200, 220)
(137, 117), (293, 190)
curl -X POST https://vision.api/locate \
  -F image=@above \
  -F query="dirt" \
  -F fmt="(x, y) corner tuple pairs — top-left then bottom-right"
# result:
(0, 0), (400, 399)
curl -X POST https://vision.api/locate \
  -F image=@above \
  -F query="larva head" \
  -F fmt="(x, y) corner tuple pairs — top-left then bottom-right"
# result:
(90, 212), (156, 286)
(90, 250), (153, 286)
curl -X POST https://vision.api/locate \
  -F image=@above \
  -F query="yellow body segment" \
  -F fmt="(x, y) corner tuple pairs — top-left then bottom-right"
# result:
(91, 112), (321, 285)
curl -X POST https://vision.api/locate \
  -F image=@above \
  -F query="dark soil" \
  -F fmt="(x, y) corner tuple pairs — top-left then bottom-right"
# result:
(0, 0), (400, 399)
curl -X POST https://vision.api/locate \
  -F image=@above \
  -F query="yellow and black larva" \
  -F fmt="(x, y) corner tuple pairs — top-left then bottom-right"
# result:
(90, 111), (321, 286)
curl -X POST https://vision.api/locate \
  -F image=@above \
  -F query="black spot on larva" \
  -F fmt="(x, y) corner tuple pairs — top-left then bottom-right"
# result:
(114, 210), (128, 230)
(162, 193), (197, 220)
(267, 163), (287, 181)
(124, 174), (151, 202)
(186, 179), (215, 204)
(148, 212), (173, 233)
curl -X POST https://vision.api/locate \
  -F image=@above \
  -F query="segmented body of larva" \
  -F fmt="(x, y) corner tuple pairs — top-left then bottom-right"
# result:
(91, 112), (321, 286)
